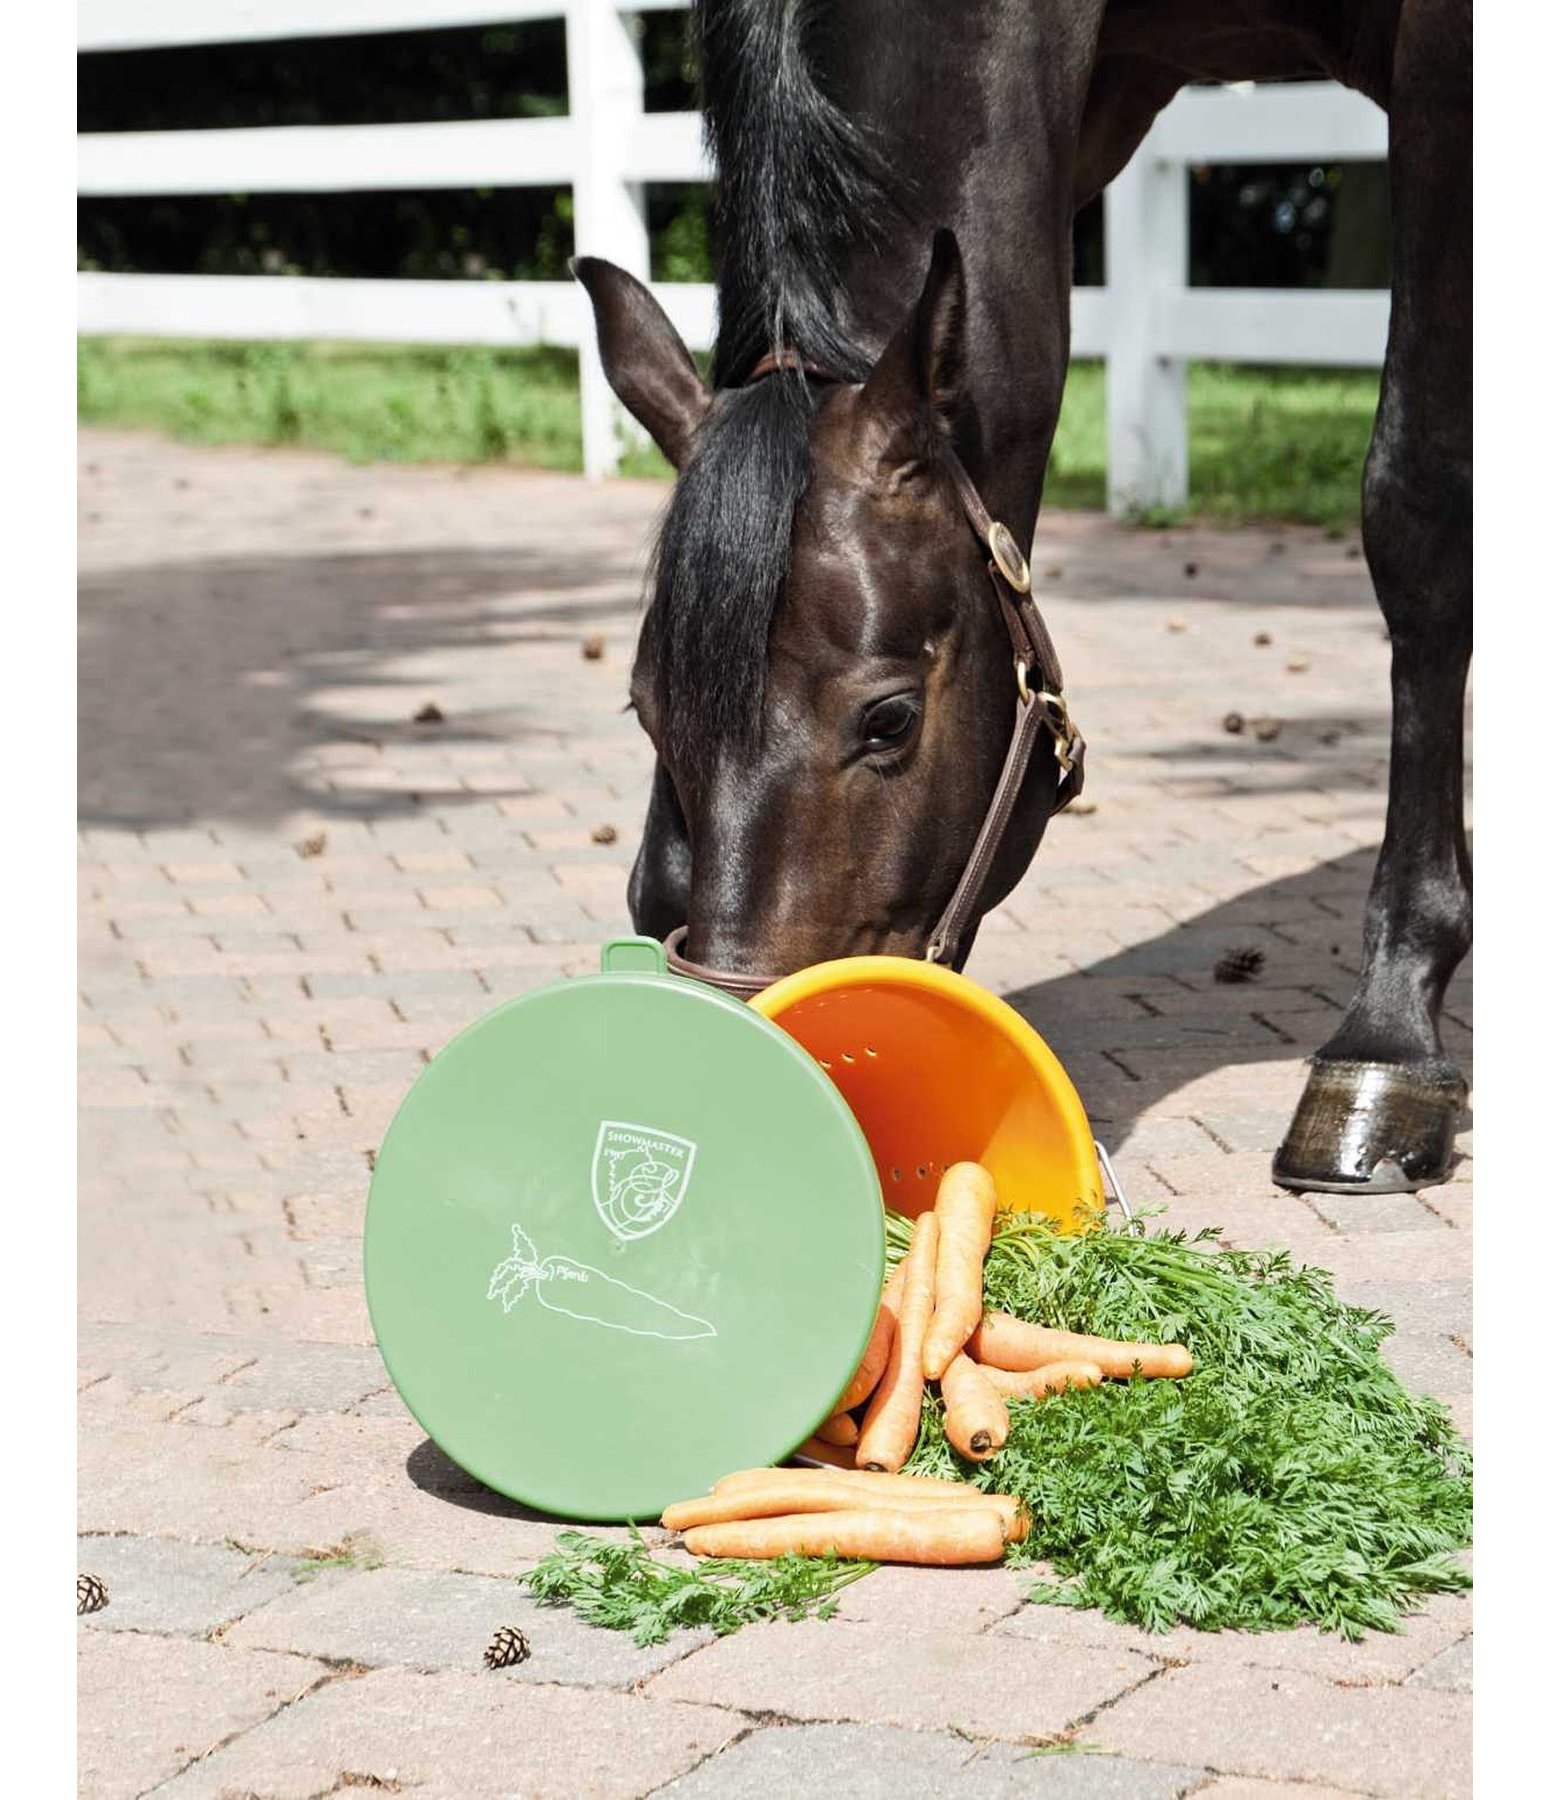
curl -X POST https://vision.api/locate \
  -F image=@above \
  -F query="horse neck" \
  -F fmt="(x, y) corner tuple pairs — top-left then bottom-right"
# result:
(825, 0), (1109, 543)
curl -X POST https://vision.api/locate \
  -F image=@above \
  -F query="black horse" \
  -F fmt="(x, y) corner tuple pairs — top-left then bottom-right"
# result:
(574, 0), (1471, 1195)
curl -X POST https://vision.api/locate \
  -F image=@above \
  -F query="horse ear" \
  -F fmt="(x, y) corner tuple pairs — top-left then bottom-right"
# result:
(854, 229), (968, 473)
(573, 258), (711, 468)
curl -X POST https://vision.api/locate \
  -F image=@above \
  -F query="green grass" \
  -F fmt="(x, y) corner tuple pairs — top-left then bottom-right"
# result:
(78, 337), (1379, 524)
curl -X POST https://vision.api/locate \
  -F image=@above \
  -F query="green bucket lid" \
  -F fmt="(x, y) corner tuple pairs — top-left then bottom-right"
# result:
(364, 937), (884, 1522)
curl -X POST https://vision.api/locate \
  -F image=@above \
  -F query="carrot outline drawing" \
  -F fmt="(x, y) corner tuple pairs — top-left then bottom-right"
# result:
(486, 1222), (716, 1341)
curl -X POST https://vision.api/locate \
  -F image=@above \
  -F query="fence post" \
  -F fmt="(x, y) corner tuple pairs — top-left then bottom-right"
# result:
(1103, 148), (1188, 516)
(566, 2), (650, 478)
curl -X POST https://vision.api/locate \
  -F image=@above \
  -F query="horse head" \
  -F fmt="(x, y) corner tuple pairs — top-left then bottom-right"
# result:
(575, 231), (1073, 986)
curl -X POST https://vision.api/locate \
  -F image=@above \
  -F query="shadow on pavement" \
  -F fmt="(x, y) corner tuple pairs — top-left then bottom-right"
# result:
(996, 841), (1471, 1167)
(404, 1436), (580, 1526)
(78, 545), (644, 831)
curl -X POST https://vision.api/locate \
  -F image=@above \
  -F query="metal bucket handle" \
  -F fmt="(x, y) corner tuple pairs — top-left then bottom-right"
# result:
(1095, 1141), (1133, 1222)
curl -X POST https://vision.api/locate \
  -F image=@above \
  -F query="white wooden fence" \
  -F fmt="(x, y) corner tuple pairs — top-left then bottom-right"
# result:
(77, 1), (1390, 510)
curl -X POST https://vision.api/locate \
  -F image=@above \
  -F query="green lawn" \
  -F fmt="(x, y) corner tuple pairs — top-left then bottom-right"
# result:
(78, 337), (1379, 526)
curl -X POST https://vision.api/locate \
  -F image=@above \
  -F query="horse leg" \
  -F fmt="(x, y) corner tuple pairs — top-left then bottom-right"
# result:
(1273, 5), (1471, 1194)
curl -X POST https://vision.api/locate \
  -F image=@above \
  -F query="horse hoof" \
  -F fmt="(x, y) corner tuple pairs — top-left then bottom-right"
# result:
(1272, 1059), (1467, 1194)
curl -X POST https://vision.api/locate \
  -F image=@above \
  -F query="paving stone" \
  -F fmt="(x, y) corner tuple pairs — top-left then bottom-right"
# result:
(1379, 1331), (1474, 1399)
(1193, 1783), (1365, 1800)
(1407, 1636), (1472, 1692)
(659, 1723), (1204, 1798)
(1085, 1662), (1471, 1798)
(225, 1563), (711, 1682)
(649, 1619), (1157, 1740)
(830, 1563), (1026, 1632)
(1183, 1110), (1297, 1154)
(74, 1532), (309, 1635)
(1309, 1192), (1444, 1235)
(79, 435), (1473, 1799)
(77, 1320), (257, 1394)
(1002, 1591), (1473, 1686)
(1319, 1229), (1472, 1284)
(77, 1630), (327, 1800)
(153, 1666), (744, 1800)
(214, 1339), (389, 1413)
(1342, 1279), (1472, 1341)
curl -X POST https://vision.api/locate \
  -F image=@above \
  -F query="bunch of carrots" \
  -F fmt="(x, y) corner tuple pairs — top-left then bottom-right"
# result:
(663, 1162), (1192, 1568)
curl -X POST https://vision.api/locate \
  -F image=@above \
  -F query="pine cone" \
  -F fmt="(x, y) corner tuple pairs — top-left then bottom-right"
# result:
(77, 1573), (109, 1615)
(1213, 947), (1265, 985)
(483, 1625), (530, 1669)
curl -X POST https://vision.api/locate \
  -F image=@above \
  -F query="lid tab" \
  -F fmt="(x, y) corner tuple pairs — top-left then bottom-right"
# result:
(601, 935), (668, 977)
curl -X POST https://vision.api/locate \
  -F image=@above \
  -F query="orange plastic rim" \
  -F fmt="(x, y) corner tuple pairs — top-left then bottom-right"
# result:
(751, 956), (1103, 1231)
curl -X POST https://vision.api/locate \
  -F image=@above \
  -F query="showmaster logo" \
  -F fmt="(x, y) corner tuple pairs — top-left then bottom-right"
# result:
(590, 1121), (698, 1244)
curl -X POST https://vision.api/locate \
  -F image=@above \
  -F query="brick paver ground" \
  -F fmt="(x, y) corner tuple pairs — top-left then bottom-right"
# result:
(78, 429), (1472, 1798)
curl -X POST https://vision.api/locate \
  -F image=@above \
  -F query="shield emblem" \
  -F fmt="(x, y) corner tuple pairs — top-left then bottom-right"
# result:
(590, 1120), (698, 1244)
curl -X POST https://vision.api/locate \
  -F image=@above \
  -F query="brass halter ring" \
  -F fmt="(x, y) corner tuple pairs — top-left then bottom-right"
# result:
(987, 521), (1032, 594)
(1016, 663), (1076, 770)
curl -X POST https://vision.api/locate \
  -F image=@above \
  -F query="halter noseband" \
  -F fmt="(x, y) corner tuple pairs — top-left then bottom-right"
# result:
(662, 349), (1086, 992)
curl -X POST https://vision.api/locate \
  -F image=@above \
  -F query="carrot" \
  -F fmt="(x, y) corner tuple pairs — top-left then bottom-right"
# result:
(922, 1163), (999, 1380)
(682, 1506), (1008, 1566)
(717, 1465), (971, 1500)
(792, 1437), (856, 1470)
(663, 1479), (1025, 1538)
(941, 1353), (1010, 1461)
(815, 1410), (859, 1447)
(834, 1259), (908, 1413)
(855, 1212), (938, 1472)
(978, 1358), (1105, 1398)
(970, 1312), (1193, 1380)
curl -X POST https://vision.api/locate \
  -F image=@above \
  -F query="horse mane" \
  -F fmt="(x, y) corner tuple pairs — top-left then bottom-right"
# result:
(644, 1), (892, 770)
(697, 0), (888, 386)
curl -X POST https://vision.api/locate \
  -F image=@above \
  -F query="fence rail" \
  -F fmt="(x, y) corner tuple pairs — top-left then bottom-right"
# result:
(76, 2), (1390, 510)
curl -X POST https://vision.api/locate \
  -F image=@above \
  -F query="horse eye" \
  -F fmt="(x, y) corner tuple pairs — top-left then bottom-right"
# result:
(860, 694), (922, 753)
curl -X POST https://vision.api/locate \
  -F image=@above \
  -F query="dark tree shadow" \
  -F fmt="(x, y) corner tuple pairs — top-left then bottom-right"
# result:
(78, 545), (645, 830)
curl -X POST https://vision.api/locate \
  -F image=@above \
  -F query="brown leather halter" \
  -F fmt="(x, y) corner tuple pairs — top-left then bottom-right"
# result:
(662, 349), (1086, 996)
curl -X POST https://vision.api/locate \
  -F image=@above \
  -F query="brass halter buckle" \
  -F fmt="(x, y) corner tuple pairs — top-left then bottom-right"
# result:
(987, 521), (1032, 594)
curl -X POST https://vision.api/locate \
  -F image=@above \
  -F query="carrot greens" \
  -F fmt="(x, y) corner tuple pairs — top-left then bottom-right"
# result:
(895, 1210), (1472, 1637)
(522, 1528), (872, 1646)
(524, 1214), (1470, 1644)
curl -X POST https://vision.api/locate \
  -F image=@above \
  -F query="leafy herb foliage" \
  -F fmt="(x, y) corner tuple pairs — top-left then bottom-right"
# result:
(520, 1216), (1469, 1646)
(522, 1527), (873, 1646)
(892, 1211), (1471, 1637)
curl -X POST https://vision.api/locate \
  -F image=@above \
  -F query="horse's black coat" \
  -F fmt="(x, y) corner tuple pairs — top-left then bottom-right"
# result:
(578, 0), (1473, 1194)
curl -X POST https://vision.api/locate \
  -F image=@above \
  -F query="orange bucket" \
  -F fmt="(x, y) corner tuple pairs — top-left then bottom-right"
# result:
(750, 957), (1103, 1231)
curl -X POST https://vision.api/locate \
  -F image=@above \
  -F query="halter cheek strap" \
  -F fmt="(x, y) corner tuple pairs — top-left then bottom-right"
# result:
(925, 444), (1086, 966)
(662, 351), (1086, 987)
